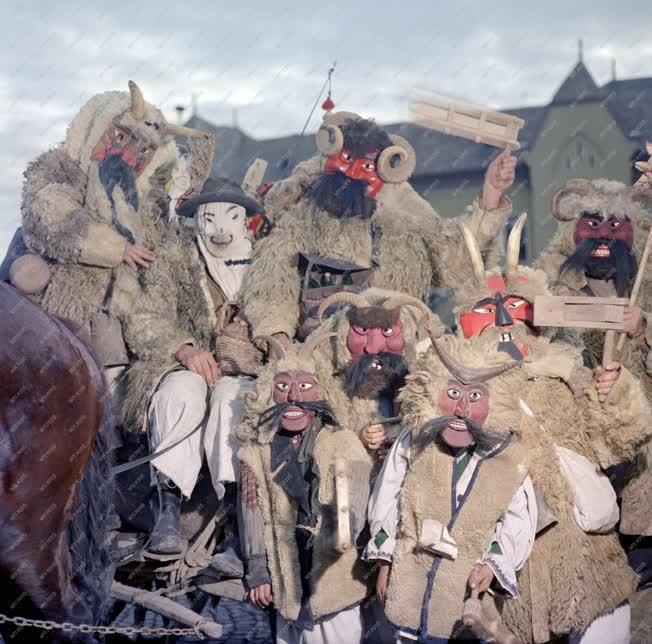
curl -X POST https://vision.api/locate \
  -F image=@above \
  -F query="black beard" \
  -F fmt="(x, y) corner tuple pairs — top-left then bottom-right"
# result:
(306, 171), (377, 220)
(414, 416), (505, 454)
(98, 153), (139, 243)
(344, 352), (408, 399)
(257, 400), (339, 434)
(561, 238), (637, 296)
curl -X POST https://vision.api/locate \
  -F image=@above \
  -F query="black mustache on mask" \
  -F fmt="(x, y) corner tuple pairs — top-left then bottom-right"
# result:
(414, 416), (505, 454)
(345, 352), (408, 399)
(306, 171), (377, 220)
(257, 400), (340, 432)
(98, 153), (139, 243)
(561, 238), (637, 296)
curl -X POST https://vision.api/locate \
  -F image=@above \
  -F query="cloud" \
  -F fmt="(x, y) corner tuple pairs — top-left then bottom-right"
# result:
(1, 0), (651, 255)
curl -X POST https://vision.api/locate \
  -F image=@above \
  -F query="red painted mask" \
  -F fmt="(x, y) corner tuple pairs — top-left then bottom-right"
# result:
(458, 275), (534, 339)
(346, 319), (405, 358)
(90, 120), (155, 177)
(438, 379), (490, 448)
(324, 148), (385, 198)
(574, 213), (634, 258)
(273, 370), (319, 432)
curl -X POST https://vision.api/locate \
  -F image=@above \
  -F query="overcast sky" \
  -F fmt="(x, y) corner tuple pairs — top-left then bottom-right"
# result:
(1, 0), (651, 255)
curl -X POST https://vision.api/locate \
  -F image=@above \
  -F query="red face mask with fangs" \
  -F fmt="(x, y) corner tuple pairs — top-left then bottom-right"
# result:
(324, 148), (385, 198)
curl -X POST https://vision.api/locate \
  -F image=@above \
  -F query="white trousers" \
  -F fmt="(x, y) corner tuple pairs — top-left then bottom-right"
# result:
(148, 371), (254, 499)
(276, 606), (363, 644)
(569, 603), (631, 644)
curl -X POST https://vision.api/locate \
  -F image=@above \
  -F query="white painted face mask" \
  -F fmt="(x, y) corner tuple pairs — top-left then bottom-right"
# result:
(196, 202), (249, 259)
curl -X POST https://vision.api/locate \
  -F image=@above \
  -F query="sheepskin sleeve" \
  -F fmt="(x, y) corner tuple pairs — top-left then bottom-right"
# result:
(582, 366), (652, 468)
(433, 197), (512, 290)
(240, 213), (305, 338)
(21, 148), (127, 267)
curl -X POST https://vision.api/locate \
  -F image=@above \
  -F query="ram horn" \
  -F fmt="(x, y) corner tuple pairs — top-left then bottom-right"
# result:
(376, 134), (416, 183)
(458, 221), (485, 285)
(551, 179), (593, 221)
(253, 335), (287, 360)
(433, 339), (517, 385)
(505, 212), (527, 283)
(128, 80), (146, 120)
(316, 123), (344, 156)
(317, 291), (371, 324)
(298, 332), (338, 362)
(382, 294), (433, 328)
(166, 123), (211, 138)
(322, 110), (361, 128)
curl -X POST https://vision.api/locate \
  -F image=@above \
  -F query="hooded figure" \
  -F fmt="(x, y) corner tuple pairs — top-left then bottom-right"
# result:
(453, 216), (652, 643)
(536, 178), (652, 537)
(241, 111), (516, 344)
(120, 170), (266, 557)
(366, 333), (535, 643)
(236, 336), (372, 644)
(310, 288), (443, 463)
(18, 81), (208, 369)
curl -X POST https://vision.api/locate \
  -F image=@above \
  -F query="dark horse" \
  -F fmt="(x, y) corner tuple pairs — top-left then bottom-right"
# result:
(0, 282), (117, 643)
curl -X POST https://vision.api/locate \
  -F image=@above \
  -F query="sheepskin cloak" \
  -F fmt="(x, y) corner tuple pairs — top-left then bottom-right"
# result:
(121, 226), (227, 432)
(239, 427), (372, 624)
(241, 155), (512, 338)
(20, 90), (176, 362)
(385, 433), (528, 640)
(536, 178), (652, 536)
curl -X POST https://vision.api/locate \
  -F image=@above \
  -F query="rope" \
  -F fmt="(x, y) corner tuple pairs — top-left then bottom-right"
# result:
(300, 61), (336, 136)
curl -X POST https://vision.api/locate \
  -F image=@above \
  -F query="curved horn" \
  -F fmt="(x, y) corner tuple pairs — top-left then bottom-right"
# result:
(376, 135), (416, 183)
(551, 179), (593, 221)
(316, 292), (371, 324)
(458, 221), (485, 285)
(505, 212), (527, 283)
(253, 335), (287, 360)
(322, 110), (361, 128)
(128, 80), (145, 119)
(382, 294), (433, 328)
(433, 340), (517, 385)
(166, 123), (211, 139)
(316, 123), (344, 156)
(298, 332), (338, 362)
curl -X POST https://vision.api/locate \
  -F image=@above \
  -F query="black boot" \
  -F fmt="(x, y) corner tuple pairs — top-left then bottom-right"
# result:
(148, 474), (188, 555)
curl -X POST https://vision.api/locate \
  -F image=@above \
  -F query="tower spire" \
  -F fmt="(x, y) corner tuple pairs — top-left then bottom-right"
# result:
(578, 38), (584, 63)
(611, 57), (617, 81)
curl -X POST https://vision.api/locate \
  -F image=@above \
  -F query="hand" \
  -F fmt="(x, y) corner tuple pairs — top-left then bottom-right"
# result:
(270, 332), (291, 358)
(175, 345), (221, 386)
(481, 149), (517, 209)
(594, 362), (621, 400)
(248, 583), (273, 608)
(468, 563), (494, 594)
(623, 306), (645, 337)
(122, 243), (155, 272)
(376, 561), (391, 603)
(361, 424), (387, 451)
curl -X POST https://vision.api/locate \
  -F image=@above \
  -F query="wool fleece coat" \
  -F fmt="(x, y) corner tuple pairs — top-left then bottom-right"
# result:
(496, 334), (649, 643)
(236, 345), (373, 625)
(120, 225), (233, 433)
(241, 155), (512, 338)
(536, 178), (652, 535)
(21, 89), (177, 364)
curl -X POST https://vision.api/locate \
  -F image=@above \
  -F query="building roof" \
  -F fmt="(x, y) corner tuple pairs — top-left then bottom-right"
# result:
(186, 63), (652, 185)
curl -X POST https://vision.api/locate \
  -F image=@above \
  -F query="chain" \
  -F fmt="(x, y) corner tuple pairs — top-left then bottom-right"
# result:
(0, 611), (209, 639)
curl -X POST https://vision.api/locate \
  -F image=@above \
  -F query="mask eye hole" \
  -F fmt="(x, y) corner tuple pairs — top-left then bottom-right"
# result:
(447, 388), (461, 400)
(352, 325), (367, 335)
(507, 299), (525, 309)
(299, 382), (313, 391)
(586, 219), (600, 229)
(610, 220), (621, 229)
(469, 391), (483, 402)
(275, 382), (289, 392)
(382, 327), (394, 336)
(363, 162), (375, 171)
(232, 213), (239, 220)
(472, 306), (494, 314)
(342, 151), (352, 161)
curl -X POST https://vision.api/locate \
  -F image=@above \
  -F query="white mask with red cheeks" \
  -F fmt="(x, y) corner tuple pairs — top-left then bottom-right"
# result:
(273, 370), (320, 432)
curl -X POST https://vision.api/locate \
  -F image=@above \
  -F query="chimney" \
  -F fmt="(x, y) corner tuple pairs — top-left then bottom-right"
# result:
(611, 58), (617, 81)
